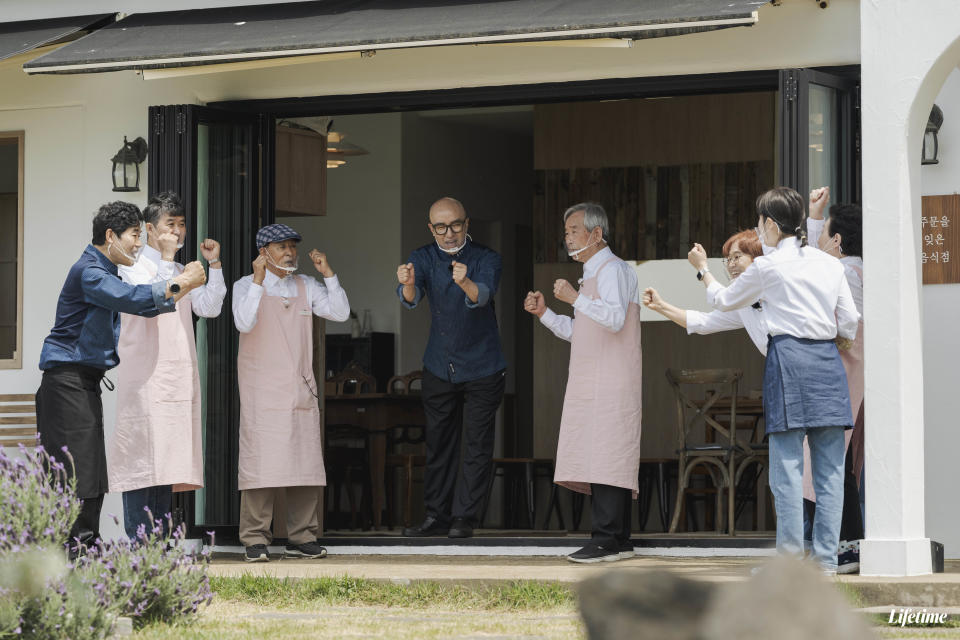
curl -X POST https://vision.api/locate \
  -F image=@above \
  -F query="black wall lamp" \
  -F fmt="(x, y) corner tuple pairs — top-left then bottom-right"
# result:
(923, 104), (943, 166)
(111, 136), (148, 192)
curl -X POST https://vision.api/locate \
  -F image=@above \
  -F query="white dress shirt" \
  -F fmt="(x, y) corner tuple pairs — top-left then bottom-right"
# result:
(232, 269), (351, 333)
(539, 246), (639, 342)
(686, 306), (769, 355)
(807, 217), (864, 315)
(705, 237), (860, 341)
(118, 244), (226, 317)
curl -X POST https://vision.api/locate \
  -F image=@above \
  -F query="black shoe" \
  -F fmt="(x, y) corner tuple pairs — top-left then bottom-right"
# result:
(618, 540), (635, 560)
(448, 518), (473, 539)
(244, 544), (270, 563)
(284, 541), (327, 559)
(402, 516), (449, 537)
(567, 541), (621, 564)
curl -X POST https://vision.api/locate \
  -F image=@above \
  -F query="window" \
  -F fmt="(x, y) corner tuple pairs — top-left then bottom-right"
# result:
(0, 132), (23, 369)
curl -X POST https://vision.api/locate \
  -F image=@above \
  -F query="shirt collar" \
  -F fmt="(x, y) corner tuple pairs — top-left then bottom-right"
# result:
(582, 246), (613, 277)
(86, 244), (118, 275)
(776, 236), (801, 251)
(141, 243), (162, 266)
(263, 269), (294, 287)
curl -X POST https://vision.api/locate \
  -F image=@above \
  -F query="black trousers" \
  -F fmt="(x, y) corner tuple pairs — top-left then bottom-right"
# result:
(591, 483), (633, 547)
(421, 368), (505, 525)
(36, 364), (109, 546)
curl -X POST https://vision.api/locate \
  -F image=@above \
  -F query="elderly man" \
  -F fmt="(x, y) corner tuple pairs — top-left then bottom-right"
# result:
(232, 223), (350, 562)
(109, 191), (227, 541)
(37, 201), (206, 550)
(395, 197), (506, 538)
(524, 202), (642, 563)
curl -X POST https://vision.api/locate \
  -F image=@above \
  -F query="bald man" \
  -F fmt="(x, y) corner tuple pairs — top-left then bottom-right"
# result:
(396, 197), (506, 538)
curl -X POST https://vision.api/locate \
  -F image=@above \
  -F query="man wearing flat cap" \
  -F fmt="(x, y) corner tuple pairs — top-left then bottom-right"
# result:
(232, 223), (351, 562)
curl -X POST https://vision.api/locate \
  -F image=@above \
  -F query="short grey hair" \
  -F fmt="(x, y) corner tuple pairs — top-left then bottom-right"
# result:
(563, 202), (609, 242)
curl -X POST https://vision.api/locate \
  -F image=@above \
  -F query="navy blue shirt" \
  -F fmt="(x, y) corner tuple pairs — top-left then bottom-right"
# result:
(397, 240), (506, 383)
(39, 245), (176, 371)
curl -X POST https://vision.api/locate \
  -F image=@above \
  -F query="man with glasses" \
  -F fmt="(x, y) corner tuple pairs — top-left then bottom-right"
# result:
(395, 197), (506, 538)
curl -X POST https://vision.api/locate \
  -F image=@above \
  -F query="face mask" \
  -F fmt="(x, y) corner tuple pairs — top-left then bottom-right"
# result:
(567, 231), (601, 258)
(267, 255), (298, 273)
(109, 240), (137, 264)
(756, 224), (776, 255)
(435, 234), (471, 255)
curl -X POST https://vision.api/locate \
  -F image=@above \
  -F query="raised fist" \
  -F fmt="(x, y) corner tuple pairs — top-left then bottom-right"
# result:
(199, 238), (221, 262)
(553, 279), (578, 305)
(397, 262), (416, 286)
(158, 232), (180, 259)
(642, 287), (664, 311)
(524, 291), (546, 317)
(451, 261), (468, 285)
(309, 249), (334, 278)
(252, 254), (267, 285)
(181, 261), (207, 288)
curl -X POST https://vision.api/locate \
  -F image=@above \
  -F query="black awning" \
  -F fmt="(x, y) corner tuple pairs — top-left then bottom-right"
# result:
(0, 14), (115, 63)
(23, 0), (766, 74)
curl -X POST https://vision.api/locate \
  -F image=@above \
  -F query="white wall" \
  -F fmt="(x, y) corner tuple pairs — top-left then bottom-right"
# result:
(922, 67), (960, 559)
(277, 113), (403, 338)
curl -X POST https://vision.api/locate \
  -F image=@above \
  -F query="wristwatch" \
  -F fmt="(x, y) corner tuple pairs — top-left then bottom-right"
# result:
(208, 258), (221, 265)
(169, 281), (181, 294)
(696, 266), (710, 281)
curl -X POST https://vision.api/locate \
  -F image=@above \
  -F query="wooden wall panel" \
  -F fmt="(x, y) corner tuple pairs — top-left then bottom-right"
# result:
(921, 195), (960, 284)
(534, 92), (775, 170)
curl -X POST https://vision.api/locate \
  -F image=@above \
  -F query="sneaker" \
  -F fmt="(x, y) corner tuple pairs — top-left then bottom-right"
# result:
(402, 516), (449, 537)
(567, 541), (621, 564)
(244, 544), (269, 562)
(284, 541), (327, 559)
(837, 540), (860, 575)
(448, 518), (474, 539)
(618, 540), (635, 560)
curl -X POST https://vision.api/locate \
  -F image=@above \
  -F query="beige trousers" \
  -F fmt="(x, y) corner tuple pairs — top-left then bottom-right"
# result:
(239, 486), (321, 546)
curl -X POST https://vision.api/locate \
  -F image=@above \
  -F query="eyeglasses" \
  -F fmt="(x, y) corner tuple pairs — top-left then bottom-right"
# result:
(722, 252), (748, 267)
(431, 220), (466, 236)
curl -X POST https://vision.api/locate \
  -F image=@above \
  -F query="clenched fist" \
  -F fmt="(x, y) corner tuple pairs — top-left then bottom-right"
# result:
(642, 287), (664, 311)
(553, 279), (578, 305)
(252, 254), (267, 285)
(451, 261), (468, 285)
(158, 232), (180, 260)
(199, 238), (221, 263)
(809, 186), (830, 221)
(397, 262), (416, 286)
(309, 249), (334, 278)
(181, 261), (207, 288)
(524, 291), (546, 317)
(688, 243), (708, 271)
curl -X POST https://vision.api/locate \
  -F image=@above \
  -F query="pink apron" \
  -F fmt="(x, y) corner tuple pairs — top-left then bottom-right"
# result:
(237, 277), (326, 490)
(554, 258), (643, 496)
(110, 262), (203, 493)
(802, 264), (864, 501)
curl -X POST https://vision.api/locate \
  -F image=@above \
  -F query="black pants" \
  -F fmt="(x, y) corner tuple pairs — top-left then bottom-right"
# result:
(421, 368), (505, 525)
(36, 364), (109, 546)
(804, 443), (864, 542)
(591, 483), (633, 548)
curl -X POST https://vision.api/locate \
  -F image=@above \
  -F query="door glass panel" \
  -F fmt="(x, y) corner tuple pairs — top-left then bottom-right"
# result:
(809, 83), (839, 193)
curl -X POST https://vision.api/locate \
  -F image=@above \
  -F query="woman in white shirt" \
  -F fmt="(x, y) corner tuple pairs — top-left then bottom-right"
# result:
(643, 229), (767, 352)
(687, 186), (860, 575)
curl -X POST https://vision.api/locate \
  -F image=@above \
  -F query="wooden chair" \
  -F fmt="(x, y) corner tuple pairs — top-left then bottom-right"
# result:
(665, 368), (744, 535)
(328, 362), (377, 396)
(383, 370), (426, 528)
(0, 394), (38, 448)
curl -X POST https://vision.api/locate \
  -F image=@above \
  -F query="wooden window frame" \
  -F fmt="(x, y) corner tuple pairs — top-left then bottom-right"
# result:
(0, 131), (24, 370)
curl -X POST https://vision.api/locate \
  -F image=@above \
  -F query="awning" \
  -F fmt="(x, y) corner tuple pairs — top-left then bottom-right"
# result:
(0, 14), (115, 63)
(23, 0), (766, 75)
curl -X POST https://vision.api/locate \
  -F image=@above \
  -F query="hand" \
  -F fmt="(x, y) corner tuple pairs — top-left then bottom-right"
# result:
(309, 249), (334, 278)
(158, 232), (180, 260)
(397, 262), (415, 286)
(642, 287), (664, 311)
(809, 186), (830, 220)
(451, 261), (468, 285)
(180, 261), (207, 288)
(688, 243), (708, 271)
(524, 291), (546, 317)
(252, 254), (267, 285)
(199, 238), (220, 263)
(553, 279), (578, 305)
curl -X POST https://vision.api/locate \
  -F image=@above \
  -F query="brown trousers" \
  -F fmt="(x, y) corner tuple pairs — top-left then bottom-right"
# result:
(239, 486), (322, 546)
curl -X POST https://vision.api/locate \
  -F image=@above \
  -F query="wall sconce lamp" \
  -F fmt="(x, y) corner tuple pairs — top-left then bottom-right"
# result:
(923, 104), (943, 166)
(111, 136), (148, 192)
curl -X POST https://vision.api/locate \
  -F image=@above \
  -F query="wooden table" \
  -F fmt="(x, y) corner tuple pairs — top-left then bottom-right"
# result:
(325, 393), (424, 529)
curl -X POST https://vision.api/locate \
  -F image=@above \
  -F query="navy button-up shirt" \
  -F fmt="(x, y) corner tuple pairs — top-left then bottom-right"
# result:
(39, 245), (176, 371)
(397, 240), (506, 383)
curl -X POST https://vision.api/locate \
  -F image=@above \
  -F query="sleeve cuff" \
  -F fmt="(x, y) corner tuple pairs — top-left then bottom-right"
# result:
(323, 275), (340, 289)
(539, 307), (558, 327)
(398, 283), (422, 309)
(465, 282), (490, 308)
(685, 310), (704, 334)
